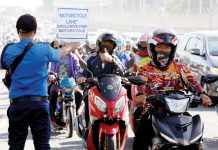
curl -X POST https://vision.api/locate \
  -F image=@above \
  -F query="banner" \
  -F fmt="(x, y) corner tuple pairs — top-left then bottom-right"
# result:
(57, 8), (88, 41)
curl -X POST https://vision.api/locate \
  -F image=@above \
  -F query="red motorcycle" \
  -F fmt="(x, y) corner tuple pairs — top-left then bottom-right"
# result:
(129, 84), (144, 134)
(75, 74), (129, 150)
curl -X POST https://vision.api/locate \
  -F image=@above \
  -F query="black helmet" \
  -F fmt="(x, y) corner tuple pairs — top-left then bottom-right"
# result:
(148, 27), (178, 70)
(96, 33), (118, 54)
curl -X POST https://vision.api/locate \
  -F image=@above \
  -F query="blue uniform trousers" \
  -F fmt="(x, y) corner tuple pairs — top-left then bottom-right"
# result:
(7, 99), (51, 150)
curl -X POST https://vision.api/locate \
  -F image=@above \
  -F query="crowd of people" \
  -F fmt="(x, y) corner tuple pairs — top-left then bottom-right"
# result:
(0, 13), (212, 150)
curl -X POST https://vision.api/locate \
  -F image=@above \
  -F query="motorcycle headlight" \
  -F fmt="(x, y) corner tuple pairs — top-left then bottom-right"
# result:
(63, 87), (73, 93)
(95, 96), (107, 113)
(165, 98), (189, 113)
(114, 96), (125, 114)
(210, 67), (218, 74)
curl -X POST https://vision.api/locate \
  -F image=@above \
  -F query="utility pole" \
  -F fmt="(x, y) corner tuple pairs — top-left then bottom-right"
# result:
(199, 0), (202, 13)
(188, 0), (191, 15)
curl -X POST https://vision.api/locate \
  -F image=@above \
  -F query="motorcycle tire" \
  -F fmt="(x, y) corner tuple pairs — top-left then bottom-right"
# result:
(66, 107), (74, 138)
(100, 134), (117, 150)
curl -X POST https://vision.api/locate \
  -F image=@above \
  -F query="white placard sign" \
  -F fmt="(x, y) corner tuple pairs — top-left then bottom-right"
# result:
(56, 8), (88, 41)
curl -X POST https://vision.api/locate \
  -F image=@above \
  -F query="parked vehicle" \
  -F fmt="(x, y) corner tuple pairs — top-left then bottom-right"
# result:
(176, 31), (218, 100)
(75, 74), (129, 150)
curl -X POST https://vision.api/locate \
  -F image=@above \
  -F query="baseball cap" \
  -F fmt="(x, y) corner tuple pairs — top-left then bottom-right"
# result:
(16, 14), (37, 33)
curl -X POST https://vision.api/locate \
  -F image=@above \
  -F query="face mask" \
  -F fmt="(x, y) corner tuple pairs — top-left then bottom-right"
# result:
(138, 45), (147, 50)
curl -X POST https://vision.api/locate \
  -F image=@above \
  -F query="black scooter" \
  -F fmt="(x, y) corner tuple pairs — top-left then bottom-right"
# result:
(128, 74), (218, 150)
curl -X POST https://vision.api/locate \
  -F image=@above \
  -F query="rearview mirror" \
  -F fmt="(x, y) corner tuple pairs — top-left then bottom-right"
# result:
(128, 76), (146, 86)
(190, 48), (201, 55)
(202, 74), (218, 84)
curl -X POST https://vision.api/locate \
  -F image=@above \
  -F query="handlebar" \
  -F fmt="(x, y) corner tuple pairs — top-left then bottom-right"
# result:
(85, 78), (98, 84)
(192, 95), (201, 103)
(84, 77), (129, 86)
(146, 91), (201, 104)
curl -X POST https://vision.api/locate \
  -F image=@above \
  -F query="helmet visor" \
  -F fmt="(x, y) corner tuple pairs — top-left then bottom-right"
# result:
(99, 40), (115, 54)
(153, 33), (176, 44)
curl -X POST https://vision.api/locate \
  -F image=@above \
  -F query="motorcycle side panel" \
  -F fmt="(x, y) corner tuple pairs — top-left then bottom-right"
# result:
(190, 114), (204, 141)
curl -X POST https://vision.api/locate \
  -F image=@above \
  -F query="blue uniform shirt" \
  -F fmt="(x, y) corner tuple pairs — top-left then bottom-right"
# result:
(1, 38), (61, 99)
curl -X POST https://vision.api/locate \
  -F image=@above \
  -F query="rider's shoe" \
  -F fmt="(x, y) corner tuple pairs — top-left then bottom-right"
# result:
(56, 117), (66, 127)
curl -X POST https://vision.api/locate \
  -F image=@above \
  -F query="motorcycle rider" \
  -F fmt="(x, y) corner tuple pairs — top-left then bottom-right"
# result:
(125, 39), (134, 56)
(133, 27), (212, 150)
(128, 34), (152, 125)
(50, 40), (59, 49)
(76, 32), (125, 129)
(117, 39), (133, 69)
(49, 43), (82, 126)
(131, 33), (152, 72)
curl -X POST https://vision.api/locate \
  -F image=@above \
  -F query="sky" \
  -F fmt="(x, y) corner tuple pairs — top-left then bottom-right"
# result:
(0, 0), (42, 11)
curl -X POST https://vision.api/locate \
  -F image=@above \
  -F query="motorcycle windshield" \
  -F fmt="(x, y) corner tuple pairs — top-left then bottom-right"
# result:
(60, 77), (77, 89)
(97, 74), (122, 101)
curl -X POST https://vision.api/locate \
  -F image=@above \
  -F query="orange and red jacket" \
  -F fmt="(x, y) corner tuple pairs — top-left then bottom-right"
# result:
(136, 61), (204, 97)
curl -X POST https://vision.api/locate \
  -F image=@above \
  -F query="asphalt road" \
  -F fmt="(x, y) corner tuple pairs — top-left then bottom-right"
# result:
(0, 70), (218, 150)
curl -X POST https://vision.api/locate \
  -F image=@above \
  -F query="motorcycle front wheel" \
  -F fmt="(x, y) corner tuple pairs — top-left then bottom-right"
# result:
(66, 106), (74, 138)
(99, 134), (117, 150)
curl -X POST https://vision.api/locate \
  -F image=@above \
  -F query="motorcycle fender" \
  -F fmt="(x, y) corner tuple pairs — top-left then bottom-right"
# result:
(99, 122), (119, 135)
